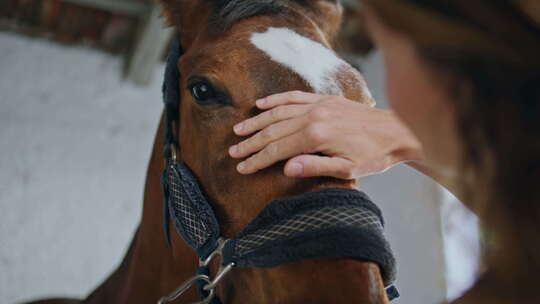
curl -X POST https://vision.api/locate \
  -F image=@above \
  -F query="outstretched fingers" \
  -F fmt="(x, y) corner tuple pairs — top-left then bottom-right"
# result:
(256, 90), (324, 109)
(230, 115), (309, 159)
(236, 130), (316, 175)
(234, 91), (325, 137)
(231, 91), (368, 177)
(284, 154), (356, 179)
(233, 104), (308, 136)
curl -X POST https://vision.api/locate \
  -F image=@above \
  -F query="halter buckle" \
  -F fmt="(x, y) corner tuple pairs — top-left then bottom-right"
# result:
(158, 239), (235, 304)
(157, 274), (214, 304)
(199, 238), (236, 292)
(170, 144), (178, 161)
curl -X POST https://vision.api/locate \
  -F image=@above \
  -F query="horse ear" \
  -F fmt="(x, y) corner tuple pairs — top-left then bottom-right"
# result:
(157, 0), (194, 26)
(157, 0), (211, 48)
(517, 0), (540, 27)
(303, 0), (344, 43)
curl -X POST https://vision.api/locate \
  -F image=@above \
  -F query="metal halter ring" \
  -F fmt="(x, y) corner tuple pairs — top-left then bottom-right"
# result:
(170, 144), (178, 161)
(158, 239), (236, 304)
(200, 238), (229, 267)
(199, 238), (236, 292)
(157, 274), (214, 304)
(202, 262), (235, 292)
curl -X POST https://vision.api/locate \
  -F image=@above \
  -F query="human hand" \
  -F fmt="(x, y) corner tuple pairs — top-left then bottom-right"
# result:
(229, 91), (423, 179)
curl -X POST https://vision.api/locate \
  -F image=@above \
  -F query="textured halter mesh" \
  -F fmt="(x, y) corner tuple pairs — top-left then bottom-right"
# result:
(235, 205), (383, 257)
(167, 164), (211, 248)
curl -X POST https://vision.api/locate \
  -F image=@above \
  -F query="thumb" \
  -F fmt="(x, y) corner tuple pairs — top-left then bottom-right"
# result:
(284, 154), (355, 179)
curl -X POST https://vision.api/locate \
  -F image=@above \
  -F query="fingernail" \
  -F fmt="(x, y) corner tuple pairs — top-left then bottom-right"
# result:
(256, 98), (267, 107)
(288, 162), (304, 176)
(237, 162), (246, 173)
(234, 123), (244, 134)
(229, 145), (238, 156)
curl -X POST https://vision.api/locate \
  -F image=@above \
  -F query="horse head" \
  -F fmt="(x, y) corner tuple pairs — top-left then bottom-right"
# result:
(155, 1), (392, 303)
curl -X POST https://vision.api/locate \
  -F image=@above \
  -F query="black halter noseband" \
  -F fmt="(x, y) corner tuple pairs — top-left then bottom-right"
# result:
(159, 39), (399, 304)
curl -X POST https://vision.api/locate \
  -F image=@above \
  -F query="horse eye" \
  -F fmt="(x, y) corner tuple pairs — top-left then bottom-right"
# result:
(190, 82), (216, 103)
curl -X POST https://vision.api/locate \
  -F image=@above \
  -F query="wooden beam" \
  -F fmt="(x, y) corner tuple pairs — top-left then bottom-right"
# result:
(126, 5), (173, 85)
(61, 0), (148, 16)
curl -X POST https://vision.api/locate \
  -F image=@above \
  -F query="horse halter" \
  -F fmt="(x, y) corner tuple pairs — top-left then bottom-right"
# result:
(159, 39), (399, 304)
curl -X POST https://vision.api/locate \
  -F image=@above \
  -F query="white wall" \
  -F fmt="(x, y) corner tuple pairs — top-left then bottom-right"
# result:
(1, 33), (449, 304)
(0, 32), (162, 303)
(441, 191), (480, 301)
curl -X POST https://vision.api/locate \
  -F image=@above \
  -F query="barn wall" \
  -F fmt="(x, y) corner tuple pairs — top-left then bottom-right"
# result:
(0, 32), (162, 303)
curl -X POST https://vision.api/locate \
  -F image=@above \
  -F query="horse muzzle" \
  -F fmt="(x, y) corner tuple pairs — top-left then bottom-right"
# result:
(159, 160), (399, 304)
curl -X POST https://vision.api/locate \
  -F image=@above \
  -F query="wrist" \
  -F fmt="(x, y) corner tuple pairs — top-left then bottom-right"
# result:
(387, 114), (424, 164)
(391, 144), (423, 165)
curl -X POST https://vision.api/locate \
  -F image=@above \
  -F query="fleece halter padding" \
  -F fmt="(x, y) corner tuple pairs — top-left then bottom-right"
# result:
(160, 39), (399, 302)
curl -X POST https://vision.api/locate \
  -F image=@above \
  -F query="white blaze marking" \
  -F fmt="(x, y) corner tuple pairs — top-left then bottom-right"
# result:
(250, 27), (363, 97)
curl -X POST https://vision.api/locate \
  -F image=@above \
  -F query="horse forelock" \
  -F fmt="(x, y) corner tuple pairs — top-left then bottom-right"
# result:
(208, 0), (326, 31)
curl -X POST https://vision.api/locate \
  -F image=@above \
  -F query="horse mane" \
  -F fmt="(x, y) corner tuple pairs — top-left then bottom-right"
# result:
(209, 0), (316, 30)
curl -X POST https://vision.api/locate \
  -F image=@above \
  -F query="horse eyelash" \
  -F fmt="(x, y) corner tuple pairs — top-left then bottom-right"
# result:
(186, 76), (234, 106)
(187, 85), (233, 106)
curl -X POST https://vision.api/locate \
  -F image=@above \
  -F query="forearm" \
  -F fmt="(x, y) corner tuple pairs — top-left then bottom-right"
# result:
(386, 112), (463, 200)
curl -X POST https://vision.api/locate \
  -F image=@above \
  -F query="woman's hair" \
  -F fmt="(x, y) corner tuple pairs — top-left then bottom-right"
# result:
(365, 0), (540, 287)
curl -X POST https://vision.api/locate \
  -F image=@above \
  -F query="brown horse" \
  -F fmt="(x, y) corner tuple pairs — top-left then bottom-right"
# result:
(26, 1), (391, 303)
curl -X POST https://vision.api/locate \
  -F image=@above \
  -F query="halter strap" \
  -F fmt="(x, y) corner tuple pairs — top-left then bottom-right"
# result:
(162, 38), (182, 159)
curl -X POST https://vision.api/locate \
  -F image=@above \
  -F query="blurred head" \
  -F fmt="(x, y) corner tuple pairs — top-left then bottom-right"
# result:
(363, 0), (540, 285)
